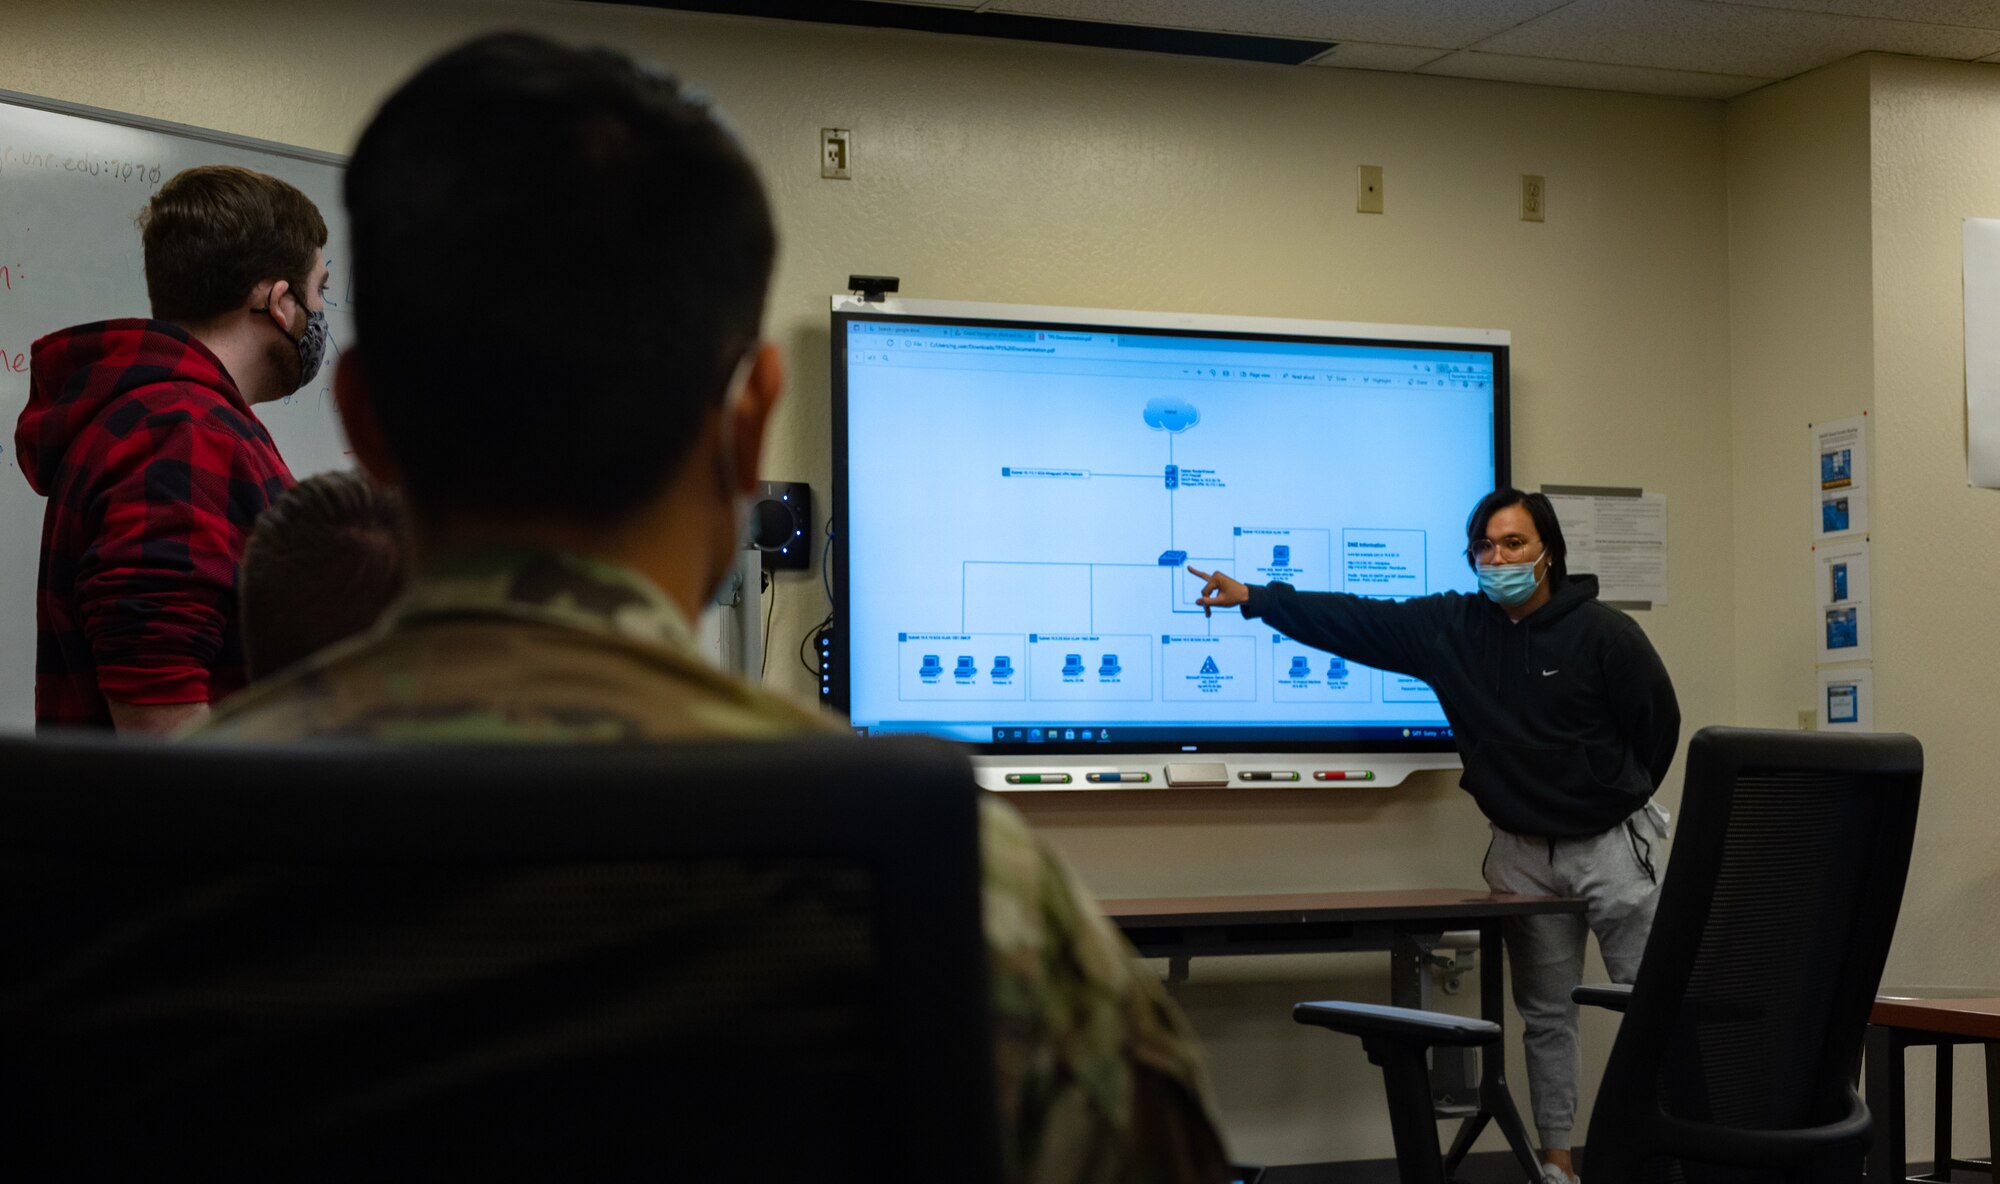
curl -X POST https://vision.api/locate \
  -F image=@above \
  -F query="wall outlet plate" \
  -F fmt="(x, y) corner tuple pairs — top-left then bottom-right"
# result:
(1357, 164), (1384, 214)
(755, 480), (812, 570)
(1521, 174), (1546, 222)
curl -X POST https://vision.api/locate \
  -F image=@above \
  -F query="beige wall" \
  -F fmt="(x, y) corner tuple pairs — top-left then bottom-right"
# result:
(9, 0), (1747, 1166)
(1723, 50), (2000, 1163)
(1724, 57), (1875, 731)
(1869, 53), (2000, 1163)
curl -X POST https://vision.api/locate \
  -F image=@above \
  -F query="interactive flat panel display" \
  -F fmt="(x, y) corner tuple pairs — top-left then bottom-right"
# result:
(830, 298), (1508, 758)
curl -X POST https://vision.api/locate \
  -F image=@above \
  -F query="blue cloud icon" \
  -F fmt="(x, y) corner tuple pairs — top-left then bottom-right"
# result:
(1143, 397), (1199, 433)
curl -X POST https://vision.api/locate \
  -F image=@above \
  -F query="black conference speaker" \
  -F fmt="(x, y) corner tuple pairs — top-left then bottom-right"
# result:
(750, 481), (811, 570)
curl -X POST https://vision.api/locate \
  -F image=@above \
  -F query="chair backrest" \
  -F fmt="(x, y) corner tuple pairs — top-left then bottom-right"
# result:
(0, 733), (1000, 1183)
(1585, 726), (1922, 1184)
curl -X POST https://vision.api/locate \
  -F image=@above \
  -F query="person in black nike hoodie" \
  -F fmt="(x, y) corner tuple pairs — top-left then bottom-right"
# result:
(1192, 488), (1678, 1184)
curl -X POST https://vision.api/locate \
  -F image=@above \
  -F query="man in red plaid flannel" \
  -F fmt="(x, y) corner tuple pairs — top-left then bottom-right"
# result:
(14, 166), (327, 732)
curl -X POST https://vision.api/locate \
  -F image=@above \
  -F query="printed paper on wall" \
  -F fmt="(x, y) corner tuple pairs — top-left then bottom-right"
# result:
(1811, 416), (1868, 539)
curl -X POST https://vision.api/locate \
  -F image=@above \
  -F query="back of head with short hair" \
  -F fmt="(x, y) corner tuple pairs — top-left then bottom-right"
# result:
(343, 32), (778, 526)
(139, 165), (328, 325)
(239, 471), (410, 680)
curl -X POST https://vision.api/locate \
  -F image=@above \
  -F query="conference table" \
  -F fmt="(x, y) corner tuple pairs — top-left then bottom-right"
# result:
(1866, 992), (2000, 1182)
(1102, 888), (1586, 1179)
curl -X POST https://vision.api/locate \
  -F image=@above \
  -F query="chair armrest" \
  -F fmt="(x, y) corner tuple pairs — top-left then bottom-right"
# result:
(1655, 1084), (1871, 1169)
(1572, 983), (1634, 1012)
(1292, 1001), (1500, 1047)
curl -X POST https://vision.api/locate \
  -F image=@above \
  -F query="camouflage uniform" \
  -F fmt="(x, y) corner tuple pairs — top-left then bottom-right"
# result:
(199, 547), (1230, 1183)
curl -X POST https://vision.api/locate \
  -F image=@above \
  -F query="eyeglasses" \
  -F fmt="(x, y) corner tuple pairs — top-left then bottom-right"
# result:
(1466, 535), (1542, 563)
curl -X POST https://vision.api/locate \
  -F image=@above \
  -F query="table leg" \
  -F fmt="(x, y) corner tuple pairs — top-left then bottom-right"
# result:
(1985, 1041), (1997, 1171)
(1863, 1026), (1905, 1184)
(1443, 1110), (1490, 1170)
(1935, 1042), (1954, 1181)
(1390, 934), (1428, 1009)
(1486, 1079), (1542, 1184)
(1457, 918), (1541, 1184)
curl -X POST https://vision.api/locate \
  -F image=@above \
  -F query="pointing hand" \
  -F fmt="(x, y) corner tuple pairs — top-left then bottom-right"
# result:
(1187, 566), (1249, 618)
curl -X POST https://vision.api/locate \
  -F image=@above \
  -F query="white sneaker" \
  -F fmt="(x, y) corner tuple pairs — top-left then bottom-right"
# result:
(1540, 1164), (1581, 1184)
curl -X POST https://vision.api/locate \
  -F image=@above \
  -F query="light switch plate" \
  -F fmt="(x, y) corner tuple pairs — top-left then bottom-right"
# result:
(821, 128), (851, 179)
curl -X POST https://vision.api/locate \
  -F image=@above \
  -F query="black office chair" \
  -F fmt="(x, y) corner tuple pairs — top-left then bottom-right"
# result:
(1294, 726), (1923, 1184)
(0, 733), (1001, 1183)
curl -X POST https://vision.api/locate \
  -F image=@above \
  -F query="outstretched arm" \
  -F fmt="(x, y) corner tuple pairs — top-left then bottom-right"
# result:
(1191, 564), (1439, 677)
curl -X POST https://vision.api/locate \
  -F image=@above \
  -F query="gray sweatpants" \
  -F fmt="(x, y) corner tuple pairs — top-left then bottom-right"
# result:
(1482, 812), (1663, 1151)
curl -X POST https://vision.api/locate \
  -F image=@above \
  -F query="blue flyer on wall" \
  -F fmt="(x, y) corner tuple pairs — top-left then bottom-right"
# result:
(1811, 416), (1868, 539)
(1817, 663), (1873, 731)
(1813, 538), (1870, 664)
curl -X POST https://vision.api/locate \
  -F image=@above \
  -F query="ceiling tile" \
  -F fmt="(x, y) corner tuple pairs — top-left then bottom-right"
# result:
(1303, 41), (1455, 71)
(979, 0), (1572, 47)
(1693, 0), (2000, 32)
(1477, 0), (2000, 77)
(1417, 49), (1770, 98)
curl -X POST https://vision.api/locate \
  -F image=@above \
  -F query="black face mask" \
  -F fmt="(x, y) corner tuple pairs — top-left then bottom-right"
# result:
(290, 304), (328, 391)
(254, 287), (328, 393)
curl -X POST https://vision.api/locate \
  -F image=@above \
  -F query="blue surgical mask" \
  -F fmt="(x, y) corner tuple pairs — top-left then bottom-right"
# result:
(1477, 554), (1545, 607)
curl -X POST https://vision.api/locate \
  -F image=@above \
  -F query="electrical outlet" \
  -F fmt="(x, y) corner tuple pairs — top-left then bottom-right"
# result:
(1357, 164), (1384, 214)
(1521, 174), (1546, 222)
(820, 128), (851, 180)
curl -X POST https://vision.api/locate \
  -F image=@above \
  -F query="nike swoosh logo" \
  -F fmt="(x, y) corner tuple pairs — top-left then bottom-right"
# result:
(1542, 669), (1560, 676)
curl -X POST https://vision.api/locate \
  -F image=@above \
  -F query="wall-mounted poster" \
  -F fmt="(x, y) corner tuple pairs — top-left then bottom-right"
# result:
(1542, 486), (1668, 608)
(1811, 416), (1868, 539)
(1817, 664), (1874, 732)
(1813, 538), (1870, 664)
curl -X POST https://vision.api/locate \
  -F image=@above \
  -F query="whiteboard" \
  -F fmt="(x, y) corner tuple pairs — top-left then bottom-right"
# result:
(0, 89), (355, 732)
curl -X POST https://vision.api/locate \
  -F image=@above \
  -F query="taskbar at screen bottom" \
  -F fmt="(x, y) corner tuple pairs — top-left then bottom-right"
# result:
(853, 722), (1455, 747)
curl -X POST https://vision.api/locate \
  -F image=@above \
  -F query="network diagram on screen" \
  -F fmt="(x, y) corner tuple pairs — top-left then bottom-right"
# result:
(835, 302), (1504, 751)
